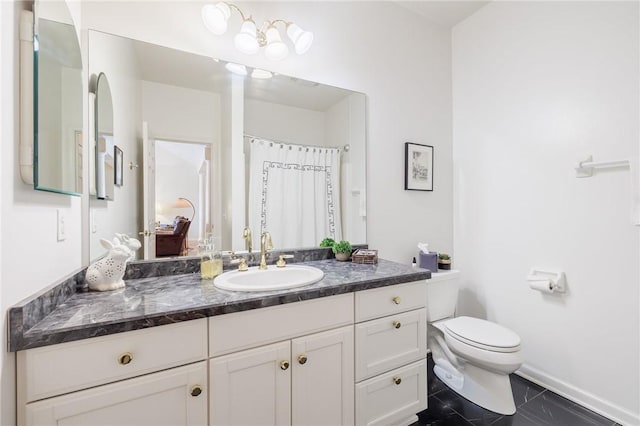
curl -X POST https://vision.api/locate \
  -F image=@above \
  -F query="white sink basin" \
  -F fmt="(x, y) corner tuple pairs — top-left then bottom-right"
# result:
(213, 265), (324, 292)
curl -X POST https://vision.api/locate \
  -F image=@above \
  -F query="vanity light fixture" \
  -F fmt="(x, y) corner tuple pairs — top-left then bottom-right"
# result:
(201, 2), (313, 61)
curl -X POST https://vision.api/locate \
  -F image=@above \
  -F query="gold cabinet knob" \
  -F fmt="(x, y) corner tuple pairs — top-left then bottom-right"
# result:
(392, 296), (401, 305)
(298, 354), (308, 365)
(393, 321), (402, 329)
(190, 385), (203, 397)
(393, 376), (402, 385)
(280, 360), (290, 370)
(118, 352), (133, 365)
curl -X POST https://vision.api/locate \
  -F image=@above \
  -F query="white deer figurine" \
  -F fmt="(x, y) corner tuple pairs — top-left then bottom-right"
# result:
(86, 237), (133, 291)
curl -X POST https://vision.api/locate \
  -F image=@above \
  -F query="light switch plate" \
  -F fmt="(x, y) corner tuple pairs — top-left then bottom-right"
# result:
(57, 209), (66, 241)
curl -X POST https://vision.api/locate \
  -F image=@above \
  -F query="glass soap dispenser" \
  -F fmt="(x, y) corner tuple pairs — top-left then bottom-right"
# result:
(200, 234), (223, 279)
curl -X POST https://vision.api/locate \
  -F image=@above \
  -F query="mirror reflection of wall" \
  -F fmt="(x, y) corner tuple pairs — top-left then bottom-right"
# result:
(33, 0), (82, 194)
(87, 30), (366, 262)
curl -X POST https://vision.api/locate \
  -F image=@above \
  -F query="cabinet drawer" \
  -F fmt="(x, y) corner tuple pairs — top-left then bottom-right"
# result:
(355, 359), (427, 426)
(210, 294), (353, 356)
(18, 319), (208, 402)
(24, 361), (207, 426)
(355, 308), (426, 382)
(355, 281), (426, 323)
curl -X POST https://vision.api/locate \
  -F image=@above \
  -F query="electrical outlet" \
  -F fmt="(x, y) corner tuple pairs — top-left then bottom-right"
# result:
(57, 209), (66, 241)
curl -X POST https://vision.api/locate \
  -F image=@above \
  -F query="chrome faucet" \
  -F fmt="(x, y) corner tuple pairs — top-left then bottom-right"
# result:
(242, 227), (252, 254)
(259, 231), (273, 270)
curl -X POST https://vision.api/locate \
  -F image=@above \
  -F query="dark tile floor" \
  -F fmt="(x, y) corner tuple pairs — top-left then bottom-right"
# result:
(414, 356), (620, 426)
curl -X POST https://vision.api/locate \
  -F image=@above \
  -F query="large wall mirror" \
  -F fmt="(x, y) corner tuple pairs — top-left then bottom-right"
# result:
(88, 30), (366, 261)
(33, 0), (83, 195)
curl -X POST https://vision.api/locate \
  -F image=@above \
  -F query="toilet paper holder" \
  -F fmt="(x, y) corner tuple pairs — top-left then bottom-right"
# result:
(527, 269), (566, 293)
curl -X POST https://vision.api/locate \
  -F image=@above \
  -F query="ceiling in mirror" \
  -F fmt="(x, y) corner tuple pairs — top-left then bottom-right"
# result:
(88, 31), (366, 262)
(33, 0), (83, 195)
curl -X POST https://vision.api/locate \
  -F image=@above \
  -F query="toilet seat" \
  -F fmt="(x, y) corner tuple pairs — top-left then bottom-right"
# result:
(444, 316), (521, 353)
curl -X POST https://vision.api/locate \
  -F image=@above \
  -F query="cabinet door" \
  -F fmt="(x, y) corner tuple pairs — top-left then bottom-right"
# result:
(210, 341), (291, 426)
(292, 325), (354, 426)
(25, 362), (207, 426)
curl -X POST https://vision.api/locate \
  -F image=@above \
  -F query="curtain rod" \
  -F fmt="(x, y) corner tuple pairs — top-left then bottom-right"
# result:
(244, 134), (350, 152)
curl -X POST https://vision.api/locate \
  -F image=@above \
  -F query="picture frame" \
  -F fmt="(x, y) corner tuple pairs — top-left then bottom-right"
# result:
(114, 145), (123, 187)
(404, 142), (434, 191)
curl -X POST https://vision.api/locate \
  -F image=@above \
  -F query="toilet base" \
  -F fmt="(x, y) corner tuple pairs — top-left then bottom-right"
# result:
(434, 359), (516, 415)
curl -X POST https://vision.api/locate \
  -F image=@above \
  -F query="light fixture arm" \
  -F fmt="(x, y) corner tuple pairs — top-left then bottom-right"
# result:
(226, 2), (247, 21)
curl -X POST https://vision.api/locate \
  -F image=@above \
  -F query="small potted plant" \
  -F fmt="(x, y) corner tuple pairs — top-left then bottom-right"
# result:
(320, 237), (336, 248)
(332, 240), (353, 261)
(438, 253), (452, 270)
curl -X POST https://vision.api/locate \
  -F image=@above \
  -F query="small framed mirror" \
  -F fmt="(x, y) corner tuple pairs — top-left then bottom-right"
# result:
(94, 72), (115, 201)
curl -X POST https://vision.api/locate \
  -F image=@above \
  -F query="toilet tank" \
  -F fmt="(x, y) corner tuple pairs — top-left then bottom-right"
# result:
(426, 270), (460, 322)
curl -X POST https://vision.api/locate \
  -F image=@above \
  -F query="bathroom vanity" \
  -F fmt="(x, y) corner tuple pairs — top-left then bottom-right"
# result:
(9, 258), (430, 426)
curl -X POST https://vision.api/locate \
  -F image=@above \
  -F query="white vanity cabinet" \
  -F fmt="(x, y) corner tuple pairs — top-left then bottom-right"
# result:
(354, 281), (428, 426)
(17, 319), (209, 426)
(15, 279), (430, 426)
(209, 294), (355, 426)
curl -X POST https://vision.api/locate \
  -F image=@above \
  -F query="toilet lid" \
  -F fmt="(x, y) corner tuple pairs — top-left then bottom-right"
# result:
(444, 316), (521, 352)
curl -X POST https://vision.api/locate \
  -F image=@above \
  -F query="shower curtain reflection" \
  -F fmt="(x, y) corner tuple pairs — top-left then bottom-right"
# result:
(248, 138), (342, 248)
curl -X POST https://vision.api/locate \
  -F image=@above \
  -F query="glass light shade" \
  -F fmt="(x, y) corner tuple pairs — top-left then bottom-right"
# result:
(201, 3), (231, 35)
(225, 62), (248, 76)
(264, 27), (289, 61)
(251, 68), (273, 79)
(286, 23), (314, 55)
(234, 20), (259, 55)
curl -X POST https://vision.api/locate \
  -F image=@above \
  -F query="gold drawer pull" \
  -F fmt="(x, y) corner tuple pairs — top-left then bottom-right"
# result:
(298, 354), (308, 365)
(118, 352), (133, 365)
(393, 321), (402, 329)
(280, 360), (290, 370)
(393, 376), (402, 385)
(190, 385), (203, 397)
(392, 296), (401, 305)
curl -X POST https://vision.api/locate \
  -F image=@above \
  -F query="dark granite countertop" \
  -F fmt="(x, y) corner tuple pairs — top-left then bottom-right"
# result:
(8, 258), (430, 352)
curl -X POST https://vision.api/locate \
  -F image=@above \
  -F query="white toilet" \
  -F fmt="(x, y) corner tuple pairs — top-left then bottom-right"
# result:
(426, 270), (522, 415)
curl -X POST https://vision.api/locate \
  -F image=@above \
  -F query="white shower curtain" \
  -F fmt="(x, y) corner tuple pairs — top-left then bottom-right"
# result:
(248, 138), (342, 249)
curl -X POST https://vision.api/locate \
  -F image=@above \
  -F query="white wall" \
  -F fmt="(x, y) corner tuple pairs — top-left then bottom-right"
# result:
(80, 0), (454, 262)
(1, 2), (84, 425)
(245, 98), (326, 146)
(452, 2), (639, 424)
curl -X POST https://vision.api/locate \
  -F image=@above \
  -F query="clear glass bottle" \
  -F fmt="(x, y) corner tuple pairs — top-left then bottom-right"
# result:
(200, 234), (223, 279)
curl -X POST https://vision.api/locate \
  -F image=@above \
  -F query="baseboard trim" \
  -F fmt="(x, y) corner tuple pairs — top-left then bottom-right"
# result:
(517, 364), (639, 426)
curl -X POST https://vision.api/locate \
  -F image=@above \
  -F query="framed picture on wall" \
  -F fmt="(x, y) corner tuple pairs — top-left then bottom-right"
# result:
(404, 142), (434, 191)
(114, 146), (123, 187)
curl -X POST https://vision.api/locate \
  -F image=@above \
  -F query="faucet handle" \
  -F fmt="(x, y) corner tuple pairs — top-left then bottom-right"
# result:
(230, 257), (248, 271)
(276, 254), (294, 268)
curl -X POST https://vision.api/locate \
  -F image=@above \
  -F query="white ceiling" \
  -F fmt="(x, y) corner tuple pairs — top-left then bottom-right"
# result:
(396, 0), (491, 28)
